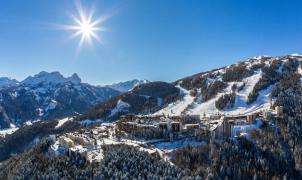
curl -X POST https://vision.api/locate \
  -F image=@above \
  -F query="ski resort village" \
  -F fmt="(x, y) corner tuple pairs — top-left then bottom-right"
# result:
(2, 1), (302, 177)
(48, 103), (284, 163)
(45, 54), (296, 163)
(1, 54), (302, 179)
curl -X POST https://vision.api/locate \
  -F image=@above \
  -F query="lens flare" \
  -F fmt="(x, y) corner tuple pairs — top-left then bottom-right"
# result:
(63, 1), (107, 52)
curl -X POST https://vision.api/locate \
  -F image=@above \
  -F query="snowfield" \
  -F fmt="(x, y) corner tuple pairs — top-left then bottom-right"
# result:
(154, 86), (194, 116)
(0, 127), (19, 138)
(55, 117), (72, 129)
(109, 100), (130, 117)
(153, 70), (273, 117)
(188, 71), (267, 116)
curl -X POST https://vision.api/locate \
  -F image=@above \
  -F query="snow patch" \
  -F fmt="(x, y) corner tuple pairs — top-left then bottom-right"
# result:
(233, 120), (263, 137)
(22, 71), (81, 86)
(154, 86), (194, 116)
(187, 71), (271, 116)
(80, 119), (103, 126)
(45, 99), (57, 111)
(110, 100), (130, 117)
(0, 127), (18, 137)
(155, 140), (206, 151)
(55, 117), (72, 129)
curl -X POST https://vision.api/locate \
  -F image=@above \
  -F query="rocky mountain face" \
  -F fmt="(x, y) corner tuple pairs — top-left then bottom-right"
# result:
(0, 71), (121, 129)
(106, 79), (149, 92)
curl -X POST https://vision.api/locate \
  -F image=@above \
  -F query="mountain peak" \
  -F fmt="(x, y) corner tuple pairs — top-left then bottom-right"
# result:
(67, 73), (82, 84)
(107, 79), (149, 92)
(0, 77), (19, 88)
(21, 71), (81, 86)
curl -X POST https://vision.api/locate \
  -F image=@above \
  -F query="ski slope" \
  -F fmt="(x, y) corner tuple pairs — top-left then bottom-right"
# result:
(153, 70), (273, 117)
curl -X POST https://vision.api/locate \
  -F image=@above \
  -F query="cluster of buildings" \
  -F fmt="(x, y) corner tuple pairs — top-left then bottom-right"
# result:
(51, 106), (284, 162)
(58, 132), (95, 149)
(118, 106), (284, 141)
(118, 114), (207, 141)
(211, 106), (284, 139)
(53, 125), (114, 162)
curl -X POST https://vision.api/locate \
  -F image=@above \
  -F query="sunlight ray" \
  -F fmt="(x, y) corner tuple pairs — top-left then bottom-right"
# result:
(62, 1), (106, 51)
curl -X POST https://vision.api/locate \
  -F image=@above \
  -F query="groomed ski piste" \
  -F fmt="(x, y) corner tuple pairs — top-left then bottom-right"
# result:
(153, 71), (272, 117)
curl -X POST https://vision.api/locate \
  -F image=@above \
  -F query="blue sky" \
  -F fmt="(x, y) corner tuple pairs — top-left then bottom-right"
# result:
(0, 0), (301, 85)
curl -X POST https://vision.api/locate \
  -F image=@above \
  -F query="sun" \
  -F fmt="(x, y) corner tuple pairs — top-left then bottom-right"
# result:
(63, 1), (107, 51)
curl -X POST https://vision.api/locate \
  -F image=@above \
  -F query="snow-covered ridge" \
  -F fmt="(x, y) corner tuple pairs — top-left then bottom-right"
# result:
(156, 54), (302, 117)
(106, 79), (149, 92)
(55, 117), (73, 129)
(0, 77), (19, 88)
(154, 85), (194, 116)
(0, 127), (19, 138)
(0, 71), (122, 129)
(21, 71), (81, 86)
(110, 100), (131, 117)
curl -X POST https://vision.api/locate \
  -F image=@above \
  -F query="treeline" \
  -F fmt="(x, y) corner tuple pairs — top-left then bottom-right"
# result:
(246, 60), (282, 104)
(215, 84), (237, 110)
(222, 62), (254, 82)
(215, 92), (236, 110)
(247, 59), (298, 104)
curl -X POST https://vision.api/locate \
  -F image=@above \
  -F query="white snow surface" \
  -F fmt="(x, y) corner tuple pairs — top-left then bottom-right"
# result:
(80, 119), (103, 126)
(154, 86), (194, 116)
(55, 117), (72, 129)
(189, 72), (264, 115)
(45, 99), (57, 111)
(233, 120), (263, 137)
(109, 100), (130, 117)
(0, 127), (19, 137)
(22, 71), (81, 86)
(107, 79), (149, 92)
(153, 70), (272, 117)
(0, 77), (18, 88)
(155, 140), (206, 151)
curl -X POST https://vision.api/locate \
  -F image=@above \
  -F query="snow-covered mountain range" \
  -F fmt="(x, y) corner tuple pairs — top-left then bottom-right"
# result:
(1, 54), (302, 179)
(2, 54), (302, 177)
(0, 77), (18, 88)
(106, 79), (149, 92)
(164, 54), (302, 116)
(0, 72), (146, 129)
(80, 54), (302, 122)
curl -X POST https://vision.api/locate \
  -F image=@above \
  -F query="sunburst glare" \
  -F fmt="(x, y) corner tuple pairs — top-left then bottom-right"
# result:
(62, 1), (107, 52)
